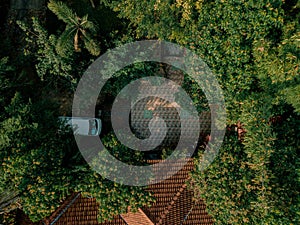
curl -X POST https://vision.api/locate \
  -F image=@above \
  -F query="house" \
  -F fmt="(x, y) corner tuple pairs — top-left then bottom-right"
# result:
(14, 46), (215, 225)
(17, 159), (213, 225)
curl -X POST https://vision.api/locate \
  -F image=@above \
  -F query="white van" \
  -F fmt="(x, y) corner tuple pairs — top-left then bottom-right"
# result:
(59, 117), (101, 136)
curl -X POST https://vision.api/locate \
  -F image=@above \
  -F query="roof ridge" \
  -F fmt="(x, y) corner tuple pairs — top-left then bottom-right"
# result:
(137, 208), (155, 225)
(156, 177), (191, 225)
(120, 208), (154, 225)
(43, 192), (81, 225)
(146, 158), (192, 163)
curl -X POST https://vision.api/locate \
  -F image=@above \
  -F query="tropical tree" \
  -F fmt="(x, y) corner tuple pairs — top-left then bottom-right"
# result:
(48, 0), (100, 56)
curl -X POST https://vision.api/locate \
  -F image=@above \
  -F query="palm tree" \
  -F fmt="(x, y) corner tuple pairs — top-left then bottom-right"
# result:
(48, 0), (100, 56)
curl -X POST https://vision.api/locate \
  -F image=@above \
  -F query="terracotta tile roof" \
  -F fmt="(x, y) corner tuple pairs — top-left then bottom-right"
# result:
(17, 159), (213, 225)
(143, 159), (213, 225)
(182, 199), (214, 225)
(43, 192), (82, 225)
(131, 99), (211, 147)
(42, 193), (127, 225)
(143, 159), (192, 223)
(120, 208), (154, 225)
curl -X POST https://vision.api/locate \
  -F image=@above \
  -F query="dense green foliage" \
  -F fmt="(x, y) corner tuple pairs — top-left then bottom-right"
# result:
(0, 1), (152, 223)
(0, 0), (299, 224)
(17, 17), (78, 88)
(0, 92), (153, 222)
(105, 0), (300, 224)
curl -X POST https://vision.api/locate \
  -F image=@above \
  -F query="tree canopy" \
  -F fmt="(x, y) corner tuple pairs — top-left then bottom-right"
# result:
(105, 0), (300, 224)
(0, 0), (299, 224)
(0, 1), (152, 223)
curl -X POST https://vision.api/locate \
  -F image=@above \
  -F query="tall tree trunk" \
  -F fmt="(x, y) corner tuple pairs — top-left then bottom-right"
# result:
(74, 29), (80, 52)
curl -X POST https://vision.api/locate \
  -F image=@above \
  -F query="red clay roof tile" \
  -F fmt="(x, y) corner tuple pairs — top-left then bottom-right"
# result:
(17, 159), (213, 225)
(120, 208), (154, 225)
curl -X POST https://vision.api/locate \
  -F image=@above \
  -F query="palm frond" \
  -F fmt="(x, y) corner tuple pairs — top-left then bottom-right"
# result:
(81, 30), (100, 56)
(80, 15), (97, 33)
(56, 26), (76, 57)
(49, 1), (100, 56)
(48, 0), (78, 25)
